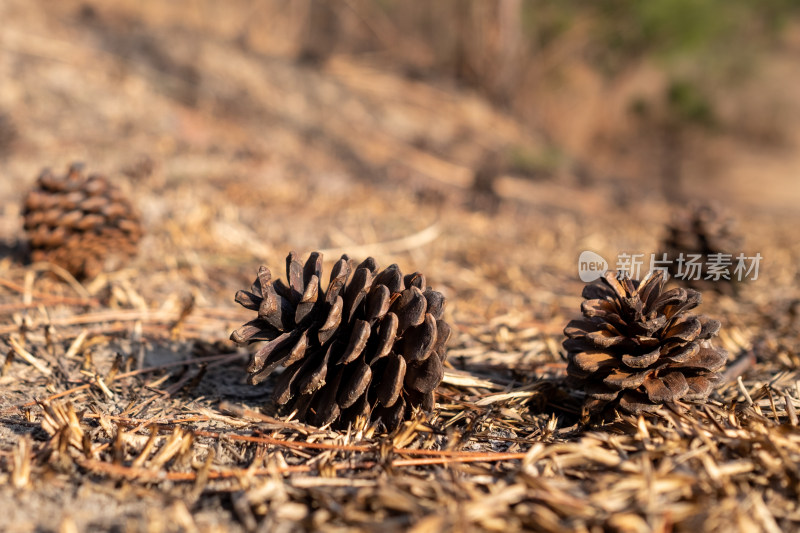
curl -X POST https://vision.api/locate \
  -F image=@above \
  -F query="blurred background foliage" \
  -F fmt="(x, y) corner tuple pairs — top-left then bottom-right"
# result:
(341, 0), (799, 124)
(5, 0), (800, 207)
(285, 0), (800, 201)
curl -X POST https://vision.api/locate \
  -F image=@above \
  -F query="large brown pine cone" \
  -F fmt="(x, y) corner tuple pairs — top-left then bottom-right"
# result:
(22, 163), (142, 279)
(231, 251), (452, 430)
(564, 270), (727, 415)
(662, 203), (742, 293)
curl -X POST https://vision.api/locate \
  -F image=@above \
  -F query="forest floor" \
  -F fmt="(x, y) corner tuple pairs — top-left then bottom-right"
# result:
(1, 1), (800, 531)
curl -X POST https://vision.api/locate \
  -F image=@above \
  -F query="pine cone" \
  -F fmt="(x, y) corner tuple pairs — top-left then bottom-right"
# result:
(564, 270), (727, 415)
(231, 251), (451, 430)
(22, 163), (142, 279)
(662, 203), (742, 293)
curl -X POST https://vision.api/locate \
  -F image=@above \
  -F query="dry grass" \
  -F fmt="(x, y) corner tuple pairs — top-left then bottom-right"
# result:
(1, 1), (800, 532)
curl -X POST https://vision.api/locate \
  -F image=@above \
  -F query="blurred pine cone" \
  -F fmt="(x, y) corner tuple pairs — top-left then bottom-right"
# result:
(662, 203), (742, 293)
(564, 270), (727, 415)
(22, 163), (142, 279)
(231, 251), (451, 430)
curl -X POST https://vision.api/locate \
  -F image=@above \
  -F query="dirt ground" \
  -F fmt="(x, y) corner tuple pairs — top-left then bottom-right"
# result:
(1, 2), (800, 532)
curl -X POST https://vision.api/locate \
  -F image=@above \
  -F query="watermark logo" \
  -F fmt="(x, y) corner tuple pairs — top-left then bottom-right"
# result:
(578, 250), (608, 282)
(578, 251), (763, 282)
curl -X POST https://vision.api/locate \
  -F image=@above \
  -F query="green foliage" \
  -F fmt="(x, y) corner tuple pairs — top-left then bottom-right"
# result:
(565, 0), (798, 128)
(527, 0), (799, 63)
(628, 79), (716, 129)
(601, 0), (738, 57)
(367, 0), (800, 129)
(520, 2), (577, 50)
(507, 144), (563, 178)
(665, 79), (715, 127)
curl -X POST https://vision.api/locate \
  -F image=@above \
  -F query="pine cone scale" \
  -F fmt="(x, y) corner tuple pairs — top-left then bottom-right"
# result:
(404, 354), (444, 394)
(373, 264), (403, 293)
(294, 345), (334, 395)
(234, 290), (261, 310)
(247, 332), (291, 373)
(432, 320), (451, 359)
(365, 285), (391, 321)
(664, 317), (702, 340)
(284, 332), (310, 367)
(402, 313), (437, 362)
(375, 353), (406, 407)
(392, 287), (427, 333)
(698, 317), (721, 337)
(318, 297), (343, 343)
(618, 392), (660, 413)
(684, 376), (716, 399)
(325, 259), (349, 303)
(661, 346), (695, 365)
(573, 350), (617, 373)
(621, 348), (660, 368)
(373, 313), (399, 360)
(272, 357), (303, 401)
(287, 253), (305, 301)
(340, 320), (371, 364)
(337, 361), (371, 408)
(295, 279), (320, 324)
(676, 346), (725, 371)
(603, 368), (650, 389)
(644, 372), (689, 403)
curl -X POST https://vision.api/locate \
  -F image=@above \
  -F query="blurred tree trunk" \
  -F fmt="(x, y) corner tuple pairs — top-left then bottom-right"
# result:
(490, 0), (524, 106)
(452, 0), (476, 83)
(660, 124), (686, 204)
(297, 0), (339, 66)
(451, 0), (524, 106)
